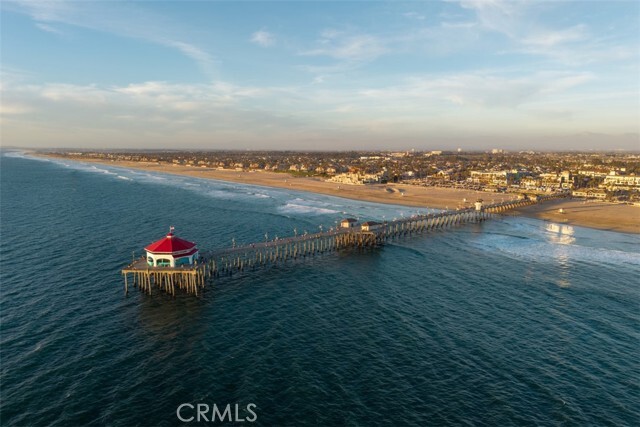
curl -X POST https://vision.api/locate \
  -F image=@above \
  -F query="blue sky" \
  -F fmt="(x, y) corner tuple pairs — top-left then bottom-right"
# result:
(1, 0), (638, 150)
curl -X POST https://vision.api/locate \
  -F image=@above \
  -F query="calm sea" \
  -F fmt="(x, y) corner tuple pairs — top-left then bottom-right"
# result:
(1, 152), (639, 426)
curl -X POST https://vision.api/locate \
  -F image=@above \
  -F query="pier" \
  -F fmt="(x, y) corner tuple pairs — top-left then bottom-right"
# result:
(122, 194), (565, 296)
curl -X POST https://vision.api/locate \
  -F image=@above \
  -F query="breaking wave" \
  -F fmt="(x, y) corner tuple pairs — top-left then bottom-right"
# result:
(279, 202), (340, 215)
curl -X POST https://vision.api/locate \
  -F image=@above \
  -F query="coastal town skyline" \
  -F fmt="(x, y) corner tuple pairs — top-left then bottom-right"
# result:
(1, 0), (639, 150)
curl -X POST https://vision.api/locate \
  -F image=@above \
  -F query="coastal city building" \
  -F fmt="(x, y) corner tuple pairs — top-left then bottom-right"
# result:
(328, 172), (387, 185)
(603, 174), (640, 190)
(572, 190), (608, 199)
(539, 171), (574, 190)
(469, 170), (519, 187)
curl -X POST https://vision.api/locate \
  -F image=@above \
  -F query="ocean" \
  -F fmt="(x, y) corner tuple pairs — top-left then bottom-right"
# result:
(1, 151), (639, 426)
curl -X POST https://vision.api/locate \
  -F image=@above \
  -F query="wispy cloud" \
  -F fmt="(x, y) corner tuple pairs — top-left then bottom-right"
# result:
(457, 0), (528, 38)
(456, 0), (629, 64)
(302, 30), (387, 62)
(0, 78), (314, 146)
(1, 71), (635, 149)
(403, 11), (426, 21)
(0, 103), (33, 115)
(453, 0), (639, 68)
(251, 30), (275, 47)
(522, 25), (588, 48)
(163, 40), (216, 75)
(2, 68), (599, 124)
(40, 83), (110, 104)
(35, 23), (63, 35)
(355, 70), (595, 110)
(4, 0), (217, 77)
(7, 79), (301, 115)
(12, 0), (73, 21)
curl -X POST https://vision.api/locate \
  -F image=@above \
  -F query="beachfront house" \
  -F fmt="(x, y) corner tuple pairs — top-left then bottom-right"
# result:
(603, 174), (640, 190)
(145, 228), (199, 267)
(572, 190), (607, 200)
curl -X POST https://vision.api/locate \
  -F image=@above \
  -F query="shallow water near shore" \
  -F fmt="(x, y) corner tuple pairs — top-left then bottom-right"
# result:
(1, 152), (639, 426)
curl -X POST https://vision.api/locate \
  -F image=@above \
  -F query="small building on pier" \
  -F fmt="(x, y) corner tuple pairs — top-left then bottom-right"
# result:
(145, 228), (199, 267)
(341, 218), (358, 228)
(361, 221), (383, 232)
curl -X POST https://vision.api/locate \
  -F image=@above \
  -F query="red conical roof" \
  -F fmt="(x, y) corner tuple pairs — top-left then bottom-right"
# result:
(144, 232), (197, 254)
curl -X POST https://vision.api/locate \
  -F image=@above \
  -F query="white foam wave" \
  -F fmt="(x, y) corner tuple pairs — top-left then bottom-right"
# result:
(87, 166), (116, 175)
(5, 153), (138, 182)
(279, 203), (339, 215)
(145, 174), (167, 181)
(473, 231), (640, 268)
(117, 176), (132, 181)
(201, 189), (236, 199)
(2, 151), (50, 162)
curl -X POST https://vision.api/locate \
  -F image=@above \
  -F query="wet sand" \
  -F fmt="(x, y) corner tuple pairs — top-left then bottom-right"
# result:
(40, 154), (639, 233)
(514, 199), (639, 234)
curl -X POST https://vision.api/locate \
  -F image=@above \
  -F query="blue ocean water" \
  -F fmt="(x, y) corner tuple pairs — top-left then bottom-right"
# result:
(1, 151), (639, 426)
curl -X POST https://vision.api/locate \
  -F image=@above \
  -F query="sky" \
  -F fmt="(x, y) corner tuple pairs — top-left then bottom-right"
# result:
(1, 0), (638, 151)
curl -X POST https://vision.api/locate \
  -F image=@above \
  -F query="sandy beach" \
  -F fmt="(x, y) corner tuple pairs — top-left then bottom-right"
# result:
(41, 154), (639, 233)
(514, 199), (639, 234)
(42, 155), (514, 210)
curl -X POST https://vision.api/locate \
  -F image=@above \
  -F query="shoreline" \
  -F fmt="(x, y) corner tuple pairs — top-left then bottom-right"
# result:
(37, 153), (639, 234)
(38, 153), (518, 210)
(513, 199), (639, 235)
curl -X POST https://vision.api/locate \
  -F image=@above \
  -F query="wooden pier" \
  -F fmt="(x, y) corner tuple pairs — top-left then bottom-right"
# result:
(122, 194), (564, 296)
(121, 261), (207, 296)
